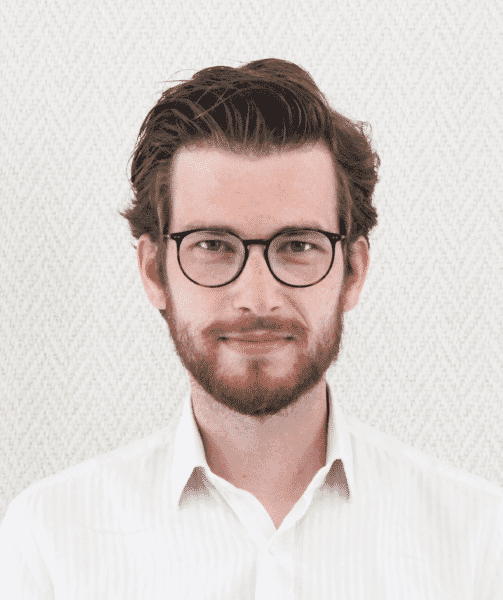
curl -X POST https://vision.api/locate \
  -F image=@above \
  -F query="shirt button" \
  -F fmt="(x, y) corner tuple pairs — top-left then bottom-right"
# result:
(269, 541), (280, 556)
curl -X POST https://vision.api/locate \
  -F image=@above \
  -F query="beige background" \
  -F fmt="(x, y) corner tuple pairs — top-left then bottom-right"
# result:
(1, 0), (502, 521)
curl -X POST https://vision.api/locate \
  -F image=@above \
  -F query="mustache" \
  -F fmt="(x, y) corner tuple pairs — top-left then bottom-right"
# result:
(208, 318), (305, 339)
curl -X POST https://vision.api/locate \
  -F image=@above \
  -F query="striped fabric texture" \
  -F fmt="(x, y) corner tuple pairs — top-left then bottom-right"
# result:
(1, 379), (502, 599)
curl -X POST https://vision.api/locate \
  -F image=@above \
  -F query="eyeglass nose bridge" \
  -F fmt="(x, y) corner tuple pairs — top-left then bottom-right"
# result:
(165, 229), (346, 288)
(232, 237), (279, 284)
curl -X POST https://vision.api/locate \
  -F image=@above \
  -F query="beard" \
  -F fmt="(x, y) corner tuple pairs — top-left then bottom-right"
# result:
(161, 282), (345, 418)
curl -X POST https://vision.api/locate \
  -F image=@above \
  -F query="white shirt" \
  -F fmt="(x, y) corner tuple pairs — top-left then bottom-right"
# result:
(1, 381), (502, 599)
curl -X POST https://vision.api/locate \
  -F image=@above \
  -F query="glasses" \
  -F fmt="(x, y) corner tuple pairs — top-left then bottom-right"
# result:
(163, 227), (346, 288)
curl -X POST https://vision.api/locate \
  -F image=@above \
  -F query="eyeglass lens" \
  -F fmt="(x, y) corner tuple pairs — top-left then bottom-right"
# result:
(178, 230), (333, 286)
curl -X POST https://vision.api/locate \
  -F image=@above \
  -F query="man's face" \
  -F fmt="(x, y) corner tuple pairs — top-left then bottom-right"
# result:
(141, 142), (366, 418)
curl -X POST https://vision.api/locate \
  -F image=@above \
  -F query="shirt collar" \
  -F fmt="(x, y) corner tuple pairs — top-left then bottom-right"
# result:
(171, 378), (355, 509)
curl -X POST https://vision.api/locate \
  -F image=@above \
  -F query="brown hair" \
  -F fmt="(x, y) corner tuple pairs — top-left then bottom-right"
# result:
(118, 58), (380, 313)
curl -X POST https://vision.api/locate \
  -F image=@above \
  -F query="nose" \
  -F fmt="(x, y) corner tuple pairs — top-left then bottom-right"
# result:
(230, 244), (284, 314)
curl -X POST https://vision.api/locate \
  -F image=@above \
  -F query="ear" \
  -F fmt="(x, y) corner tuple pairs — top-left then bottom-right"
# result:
(137, 234), (167, 309)
(342, 236), (370, 313)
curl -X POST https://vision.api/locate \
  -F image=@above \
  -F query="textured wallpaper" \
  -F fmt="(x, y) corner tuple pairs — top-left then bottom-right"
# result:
(1, 0), (502, 521)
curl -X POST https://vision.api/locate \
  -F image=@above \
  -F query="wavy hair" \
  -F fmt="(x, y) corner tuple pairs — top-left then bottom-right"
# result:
(118, 58), (380, 312)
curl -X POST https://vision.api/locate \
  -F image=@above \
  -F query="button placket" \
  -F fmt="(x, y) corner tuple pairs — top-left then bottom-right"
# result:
(269, 540), (280, 556)
(208, 472), (276, 550)
(255, 530), (295, 600)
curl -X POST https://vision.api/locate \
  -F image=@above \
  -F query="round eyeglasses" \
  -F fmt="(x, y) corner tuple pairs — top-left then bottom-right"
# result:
(163, 227), (346, 288)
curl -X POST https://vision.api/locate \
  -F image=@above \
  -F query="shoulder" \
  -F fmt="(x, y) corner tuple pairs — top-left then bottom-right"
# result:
(345, 413), (503, 504)
(7, 403), (184, 528)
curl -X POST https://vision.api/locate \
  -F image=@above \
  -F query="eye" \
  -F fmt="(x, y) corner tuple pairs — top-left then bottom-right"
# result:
(196, 239), (233, 252)
(280, 241), (317, 253)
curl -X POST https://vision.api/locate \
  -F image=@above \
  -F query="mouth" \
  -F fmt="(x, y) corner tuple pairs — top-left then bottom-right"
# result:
(220, 337), (294, 342)
(219, 336), (294, 354)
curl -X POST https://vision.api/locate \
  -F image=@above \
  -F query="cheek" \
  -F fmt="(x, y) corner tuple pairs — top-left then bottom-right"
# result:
(166, 246), (188, 291)
(170, 278), (204, 317)
(166, 255), (215, 323)
(307, 284), (342, 325)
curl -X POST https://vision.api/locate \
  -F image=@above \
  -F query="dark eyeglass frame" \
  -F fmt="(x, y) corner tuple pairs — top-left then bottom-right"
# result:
(162, 227), (347, 288)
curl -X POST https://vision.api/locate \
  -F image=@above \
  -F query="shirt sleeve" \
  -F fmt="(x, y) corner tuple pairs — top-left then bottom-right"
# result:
(0, 497), (54, 600)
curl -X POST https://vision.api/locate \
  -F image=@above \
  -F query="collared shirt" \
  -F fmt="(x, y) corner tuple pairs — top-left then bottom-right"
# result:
(1, 381), (502, 599)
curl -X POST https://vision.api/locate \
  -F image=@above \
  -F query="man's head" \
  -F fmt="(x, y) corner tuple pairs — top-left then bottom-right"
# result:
(120, 58), (380, 417)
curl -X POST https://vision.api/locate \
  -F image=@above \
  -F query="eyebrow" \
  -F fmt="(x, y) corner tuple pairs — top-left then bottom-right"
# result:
(181, 222), (327, 236)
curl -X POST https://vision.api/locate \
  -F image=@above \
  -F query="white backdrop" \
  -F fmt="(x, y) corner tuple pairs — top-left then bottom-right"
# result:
(1, 0), (502, 521)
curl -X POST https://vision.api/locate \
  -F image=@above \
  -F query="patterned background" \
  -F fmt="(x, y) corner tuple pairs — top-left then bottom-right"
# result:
(1, 0), (502, 521)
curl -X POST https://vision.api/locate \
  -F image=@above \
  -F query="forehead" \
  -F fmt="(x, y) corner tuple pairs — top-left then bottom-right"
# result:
(169, 142), (338, 235)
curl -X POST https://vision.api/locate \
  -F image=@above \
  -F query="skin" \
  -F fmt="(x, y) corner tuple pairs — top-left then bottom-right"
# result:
(137, 140), (369, 528)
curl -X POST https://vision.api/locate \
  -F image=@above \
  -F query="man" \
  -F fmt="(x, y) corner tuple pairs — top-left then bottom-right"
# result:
(1, 58), (502, 598)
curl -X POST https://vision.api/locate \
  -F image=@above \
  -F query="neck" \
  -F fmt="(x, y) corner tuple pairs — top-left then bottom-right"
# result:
(190, 377), (329, 504)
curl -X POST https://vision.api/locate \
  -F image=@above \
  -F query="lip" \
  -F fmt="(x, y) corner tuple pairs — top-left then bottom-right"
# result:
(221, 337), (293, 354)
(220, 330), (294, 342)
